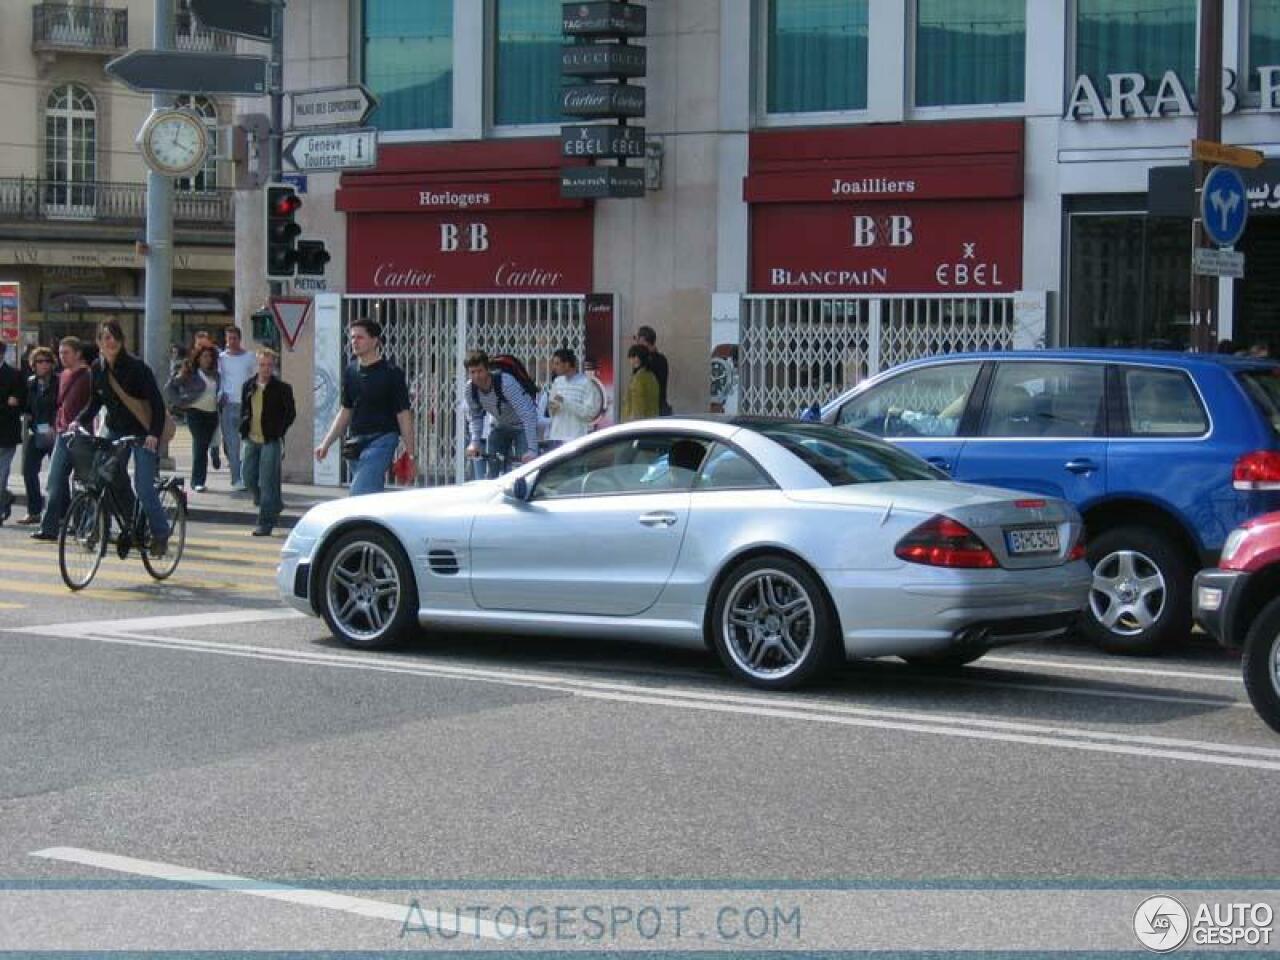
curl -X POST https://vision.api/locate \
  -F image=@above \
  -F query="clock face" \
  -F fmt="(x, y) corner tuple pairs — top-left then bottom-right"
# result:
(141, 112), (207, 176)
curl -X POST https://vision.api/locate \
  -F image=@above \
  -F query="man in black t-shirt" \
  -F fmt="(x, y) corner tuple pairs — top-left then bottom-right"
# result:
(315, 319), (415, 495)
(634, 325), (672, 416)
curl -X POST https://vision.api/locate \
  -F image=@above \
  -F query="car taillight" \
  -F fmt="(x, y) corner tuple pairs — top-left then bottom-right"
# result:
(895, 516), (999, 569)
(1068, 530), (1086, 562)
(1233, 451), (1280, 490)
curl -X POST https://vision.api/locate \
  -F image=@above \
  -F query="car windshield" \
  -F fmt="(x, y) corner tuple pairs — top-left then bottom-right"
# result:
(746, 421), (941, 486)
(1238, 369), (1280, 434)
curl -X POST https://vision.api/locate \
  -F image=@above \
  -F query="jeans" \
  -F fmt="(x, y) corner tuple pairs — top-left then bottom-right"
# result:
(105, 434), (169, 543)
(484, 424), (528, 479)
(186, 408), (218, 488)
(242, 438), (282, 527)
(349, 432), (399, 496)
(37, 434), (72, 537)
(22, 433), (51, 516)
(220, 402), (243, 484)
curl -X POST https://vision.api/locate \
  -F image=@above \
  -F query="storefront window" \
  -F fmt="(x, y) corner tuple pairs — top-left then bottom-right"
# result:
(915, 0), (1024, 106)
(1250, 0), (1280, 92)
(363, 0), (453, 131)
(767, 0), (868, 114)
(495, 0), (561, 125)
(1075, 0), (1195, 92)
(1067, 212), (1189, 350)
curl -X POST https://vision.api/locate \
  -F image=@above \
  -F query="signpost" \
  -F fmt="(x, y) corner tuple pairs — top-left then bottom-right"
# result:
(1194, 247), (1246, 278)
(190, 0), (273, 42)
(561, 84), (646, 119)
(1193, 139), (1265, 169)
(283, 129), (378, 172)
(289, 85), (378, 130)
(561, 43), (646, 78)
(106, 49), (270, 95)
(562, 166), (645, 199)
(563, 1), (646, 36)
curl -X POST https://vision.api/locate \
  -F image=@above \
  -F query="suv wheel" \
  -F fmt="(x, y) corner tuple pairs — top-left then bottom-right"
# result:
(1082, 525), (1190, 655)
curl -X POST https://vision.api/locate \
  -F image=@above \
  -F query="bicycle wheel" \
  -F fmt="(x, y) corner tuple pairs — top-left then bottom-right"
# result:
(141, 484), (187, 580)
(58, 492), (106, 591)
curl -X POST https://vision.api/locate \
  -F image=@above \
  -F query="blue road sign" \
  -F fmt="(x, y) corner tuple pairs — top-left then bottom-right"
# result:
(281, 174), (308, 194)
(1201, 165), (1249, 246)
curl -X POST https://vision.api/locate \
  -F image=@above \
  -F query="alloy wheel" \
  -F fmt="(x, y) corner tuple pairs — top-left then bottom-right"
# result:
(325, 540), (402, 642)
(1089, 549), (1166, 637)
(721, 568), (816, 681)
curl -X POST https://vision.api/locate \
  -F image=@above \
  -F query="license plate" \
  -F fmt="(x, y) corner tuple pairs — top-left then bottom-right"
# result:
(1005, 526), (1060, 555)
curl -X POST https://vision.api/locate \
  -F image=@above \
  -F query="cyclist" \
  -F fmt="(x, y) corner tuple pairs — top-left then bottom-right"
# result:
(464, 349), (538, 478)
(76, 321), (170, 557)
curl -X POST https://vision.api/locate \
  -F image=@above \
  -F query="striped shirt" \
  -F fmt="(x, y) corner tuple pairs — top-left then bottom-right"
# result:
(467, 371), (539, 452)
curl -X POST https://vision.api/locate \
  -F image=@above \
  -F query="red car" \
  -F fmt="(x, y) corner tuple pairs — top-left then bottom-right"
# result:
(1193, 511), (1280, 732)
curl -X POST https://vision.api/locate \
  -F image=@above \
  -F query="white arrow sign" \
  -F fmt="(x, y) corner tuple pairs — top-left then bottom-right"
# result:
(289, 84), (377, 129)
(282, 129), (378, 173)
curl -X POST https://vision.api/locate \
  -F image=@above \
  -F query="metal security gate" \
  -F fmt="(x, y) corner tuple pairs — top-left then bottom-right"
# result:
(339, 295), (587, 485)
(735, 294), (1025, 416)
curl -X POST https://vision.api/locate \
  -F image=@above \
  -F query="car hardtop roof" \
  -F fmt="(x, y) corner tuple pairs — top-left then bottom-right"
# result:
(891, 347), (1280, 372)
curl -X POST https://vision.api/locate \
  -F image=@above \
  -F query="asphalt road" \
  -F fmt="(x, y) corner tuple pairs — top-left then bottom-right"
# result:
(1, 518), (1278, 953)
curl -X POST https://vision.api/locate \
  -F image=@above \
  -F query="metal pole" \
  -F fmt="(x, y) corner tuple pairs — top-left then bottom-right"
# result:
(143, 0), (175, 376)
(269, 0), (285, 300)
(1191, 0), (1224, 352)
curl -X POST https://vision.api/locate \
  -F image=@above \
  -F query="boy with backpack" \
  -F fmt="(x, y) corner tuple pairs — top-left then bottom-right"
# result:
(464, 349), (540, 478)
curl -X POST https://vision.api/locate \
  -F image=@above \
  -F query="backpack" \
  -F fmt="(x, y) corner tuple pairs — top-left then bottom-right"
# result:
(472, 354), (538, 409)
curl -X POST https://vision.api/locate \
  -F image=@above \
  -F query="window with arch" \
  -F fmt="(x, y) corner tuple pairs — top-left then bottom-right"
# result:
(175, 95), (219, 191)
(44, 83), (97, 214)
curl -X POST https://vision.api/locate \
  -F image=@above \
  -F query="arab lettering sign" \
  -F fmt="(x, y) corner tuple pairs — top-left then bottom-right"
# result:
(561, 166), (645, 199)
(190, 0), (274, 42)
(561, 43), (646, 79)
(289, 85), (378, 130)
(1193, 247), (1245, 278)
(561, 124), (646, 160)
(106, 50), (269, 96)
(563, 1), (646, 38)
(561, 84), (645, 119)
(283, 129), (378, 172)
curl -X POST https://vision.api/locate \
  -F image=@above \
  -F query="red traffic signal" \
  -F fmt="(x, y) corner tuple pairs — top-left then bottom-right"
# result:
(265, 183), (301, 280)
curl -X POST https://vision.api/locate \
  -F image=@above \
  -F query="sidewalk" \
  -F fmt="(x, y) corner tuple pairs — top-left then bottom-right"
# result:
(4, 430), (340, 529)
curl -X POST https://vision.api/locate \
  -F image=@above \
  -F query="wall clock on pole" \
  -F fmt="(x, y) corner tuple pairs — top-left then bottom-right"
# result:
(137, 108), (209, 178)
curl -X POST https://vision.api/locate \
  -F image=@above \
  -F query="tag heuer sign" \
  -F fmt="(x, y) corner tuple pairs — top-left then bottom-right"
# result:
(562, 84), (645, 118)
(563, 1), (646, 38)
(561, 165), (645, 199)
(561, 123), (646, 159)
(562, 43), (646, 79)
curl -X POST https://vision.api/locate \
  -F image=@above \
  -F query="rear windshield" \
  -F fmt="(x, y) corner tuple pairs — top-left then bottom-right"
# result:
(1239, 369), (1280, 434)
(749, 421), (940, 486)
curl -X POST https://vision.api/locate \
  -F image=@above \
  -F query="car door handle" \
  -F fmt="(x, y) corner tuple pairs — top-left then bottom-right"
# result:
(639, 511), (678, 528)
(1064, 458), (1099, 474)
(925, 456), (951, 472)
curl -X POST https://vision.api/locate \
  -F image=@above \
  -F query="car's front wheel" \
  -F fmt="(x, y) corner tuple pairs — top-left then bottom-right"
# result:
(1242, 596), (1280, 734)
(710, 555), (839, 690)
(1082, 525), (1190, 655)
(318, 527), (419, 650)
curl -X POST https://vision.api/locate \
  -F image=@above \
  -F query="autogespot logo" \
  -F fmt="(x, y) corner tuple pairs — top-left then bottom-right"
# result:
(1134, 895), (1191, 952)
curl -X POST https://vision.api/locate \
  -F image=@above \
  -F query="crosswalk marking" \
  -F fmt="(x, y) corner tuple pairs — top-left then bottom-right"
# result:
(0, 560), (277, 593)
(0, 578), (147, 603)
(0, 551), (275, 580)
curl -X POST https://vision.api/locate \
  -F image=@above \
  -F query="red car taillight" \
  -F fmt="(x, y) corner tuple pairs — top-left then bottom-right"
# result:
(895, 516), (999, 569)
(1067, 531), (1087, 562)
(1233, 451), (1280, 491)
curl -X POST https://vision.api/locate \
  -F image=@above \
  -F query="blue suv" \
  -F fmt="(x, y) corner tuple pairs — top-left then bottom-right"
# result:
(823, 349), (1280, 654)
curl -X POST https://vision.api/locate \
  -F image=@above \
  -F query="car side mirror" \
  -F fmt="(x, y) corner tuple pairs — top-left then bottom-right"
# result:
(504, 476), (530, 502)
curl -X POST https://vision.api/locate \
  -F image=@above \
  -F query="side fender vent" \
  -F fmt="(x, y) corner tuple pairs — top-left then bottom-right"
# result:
(427, 549), (460, 576)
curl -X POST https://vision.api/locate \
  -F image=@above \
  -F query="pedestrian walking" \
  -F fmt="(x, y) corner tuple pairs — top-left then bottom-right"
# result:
(544, 348), (601, 448)
(622, 344), (660, 422)
(18, 347), (57, 525)
(0, 342), (25, 525)
(634, 325), (672, 415)
(218, 325), (255, 490)
(464, 350), (539, 477)
(166, 344), (220, 492)
(240, 348), (296, 537)
(315, 319), (416, 496)
(32, 337), (91, 542)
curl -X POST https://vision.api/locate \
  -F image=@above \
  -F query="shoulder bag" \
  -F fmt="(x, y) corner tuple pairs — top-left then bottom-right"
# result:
(108, 368), (177, 446)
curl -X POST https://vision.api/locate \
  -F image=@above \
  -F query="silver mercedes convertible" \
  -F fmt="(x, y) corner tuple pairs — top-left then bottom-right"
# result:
(279, 418), (1090, 689)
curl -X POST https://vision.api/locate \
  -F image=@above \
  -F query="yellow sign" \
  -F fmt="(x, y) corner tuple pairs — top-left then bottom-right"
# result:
(1192, 139), (1266, 169)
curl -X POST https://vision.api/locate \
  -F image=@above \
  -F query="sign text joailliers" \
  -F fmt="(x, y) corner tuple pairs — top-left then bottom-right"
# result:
(561, 123), (646, 159)
(563, 1), (646, 38)
(561, 165), (645, 200)
(561, 43), (646, 79)
(106, 50), (269, 96)
(561, 84), (645, 119)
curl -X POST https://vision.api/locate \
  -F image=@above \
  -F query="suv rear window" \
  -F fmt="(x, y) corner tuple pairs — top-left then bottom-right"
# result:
(1239, 369), (1280, 434)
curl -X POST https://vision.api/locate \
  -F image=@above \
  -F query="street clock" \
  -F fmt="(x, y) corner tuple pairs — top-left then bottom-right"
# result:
(137, 108), (210, 178)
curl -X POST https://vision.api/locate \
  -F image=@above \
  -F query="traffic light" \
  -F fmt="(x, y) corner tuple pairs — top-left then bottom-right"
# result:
(250, 308), (279, 348)
(265, 183), (302, 280)
(296, 239), (331, 276)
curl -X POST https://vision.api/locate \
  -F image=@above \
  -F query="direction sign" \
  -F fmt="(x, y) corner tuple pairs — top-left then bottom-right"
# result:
(190, 0), (274, 42)
(1193, 247), (1245, 278)
(289, 85), (378, 130)
(1201, 165), (1249, 246)
(283, 129), (378, 173)
(561, 165), (645, 199)
(270, 297), (312, 350)
(106, 50), (269, 96)
(562, 123), (646, 160)
(1192, 139), (1265, 170)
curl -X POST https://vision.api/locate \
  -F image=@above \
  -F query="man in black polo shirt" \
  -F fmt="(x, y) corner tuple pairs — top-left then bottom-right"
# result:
(315, 319), (415, 496)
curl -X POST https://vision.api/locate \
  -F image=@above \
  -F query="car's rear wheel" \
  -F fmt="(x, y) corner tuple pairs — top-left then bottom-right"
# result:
(1082, 525), (1190, 655)
(710, 555), (839, 690)
(318, 527), (419, 650)
(1242, 596), (1280, 734)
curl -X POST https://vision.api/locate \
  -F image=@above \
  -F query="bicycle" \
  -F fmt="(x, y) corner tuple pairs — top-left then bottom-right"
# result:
(58, 427), (188, 591)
